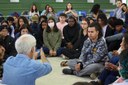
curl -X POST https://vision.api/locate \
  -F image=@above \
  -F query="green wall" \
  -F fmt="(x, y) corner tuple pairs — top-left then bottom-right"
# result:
(0, 0), (116, 16)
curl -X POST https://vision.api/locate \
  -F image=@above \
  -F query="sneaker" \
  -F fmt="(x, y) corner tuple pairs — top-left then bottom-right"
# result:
(90, 73), (98, 80)
(61, 54), (69, 59)
(62, 68), (73, 75)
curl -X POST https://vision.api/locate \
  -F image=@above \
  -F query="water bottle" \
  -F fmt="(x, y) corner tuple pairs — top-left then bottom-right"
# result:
(79, 11), (81, 16)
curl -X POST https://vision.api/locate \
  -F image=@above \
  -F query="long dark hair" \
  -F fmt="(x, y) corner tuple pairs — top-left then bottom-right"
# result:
(65, 2), (73, 11)
(17, 16), (29, 29)
(45, 6), (55, 15)
(123, 32), (128, 49)
(45, 4), (50, 10)
(19, 24), (32, 35)
(119, 49), (128, 79)
(40, 20), (48, 30)
(46, 17), (59, 33)
(90, 4), (100, 14)
(97, 13), (108, 25)
(30, 4), (38, 12)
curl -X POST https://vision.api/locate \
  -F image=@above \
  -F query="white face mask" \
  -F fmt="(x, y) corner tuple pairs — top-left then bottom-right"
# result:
(48, 22), (54, 28)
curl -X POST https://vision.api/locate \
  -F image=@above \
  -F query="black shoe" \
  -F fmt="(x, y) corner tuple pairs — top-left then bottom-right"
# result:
(90, 81), (101, 85)
(73, 82), (93, 85)
(62, 68), (73, 75)
(90, 73), (98, 80)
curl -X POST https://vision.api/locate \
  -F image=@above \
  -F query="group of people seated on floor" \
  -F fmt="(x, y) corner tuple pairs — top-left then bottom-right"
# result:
(0, 0), (128, 85)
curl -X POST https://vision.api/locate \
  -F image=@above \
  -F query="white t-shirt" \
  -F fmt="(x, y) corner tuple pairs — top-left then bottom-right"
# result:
(112, 82), (128, 85)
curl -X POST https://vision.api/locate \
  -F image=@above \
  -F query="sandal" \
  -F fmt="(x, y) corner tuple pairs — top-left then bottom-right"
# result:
(60, 61), (68, 67)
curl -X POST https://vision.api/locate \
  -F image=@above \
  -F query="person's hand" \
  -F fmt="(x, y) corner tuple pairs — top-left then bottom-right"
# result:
(105, 62), (112, 69)
(39, 48), (48, 63)
(75, 63), (81, 72)
(120, 5), (124, 9)
(40, 48), (45, 57)
(105, 62), (118, 71)
(33, 51), (38, 60)
(112, 50), (119, 56)
(52, 51), (56, 56)
(67, 42), (73, 49)
(67, 10), (71, 13)
(49, 50), (53, 56)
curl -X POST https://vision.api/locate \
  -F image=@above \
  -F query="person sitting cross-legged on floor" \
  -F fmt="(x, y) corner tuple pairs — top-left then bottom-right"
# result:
(62, 22), (108, 77)
(72, 32), (128, 85)
(61, 18), (88, 59)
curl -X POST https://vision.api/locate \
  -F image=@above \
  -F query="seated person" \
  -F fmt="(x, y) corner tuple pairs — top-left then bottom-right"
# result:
(43, 17), (62, 56)
(0, 41), (5, 79)
(0, 25), (16, 60)
(56, 13), (68, 40)
(64, 2), (78, 19)
(62, 22), (108, 77)
(111, 49), (128, 85)
(107, 19), (126, 51)
(2, 34), (52, 85)
(111, 32), (128, 85)
(63, 16), (80, 49)
(61, 18), (89, 59)
(73, 32), (128, 85)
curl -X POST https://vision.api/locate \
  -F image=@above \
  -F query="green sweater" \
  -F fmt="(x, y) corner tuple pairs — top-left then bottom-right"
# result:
(43, 29), (62, 51)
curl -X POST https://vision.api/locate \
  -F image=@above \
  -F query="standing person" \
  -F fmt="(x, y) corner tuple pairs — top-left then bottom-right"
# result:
(62, 22), (108, 77)
(64, 2), (78, 19)
(2, 34), (52, 85)
(29, 4), (39, 17)
(43, 17), (62, 56)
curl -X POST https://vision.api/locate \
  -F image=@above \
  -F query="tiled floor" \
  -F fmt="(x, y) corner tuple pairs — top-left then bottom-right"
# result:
(36, 57), (92, 85)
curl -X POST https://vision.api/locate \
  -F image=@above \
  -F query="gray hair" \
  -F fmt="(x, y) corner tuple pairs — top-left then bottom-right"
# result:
(15, 34), (36, 54)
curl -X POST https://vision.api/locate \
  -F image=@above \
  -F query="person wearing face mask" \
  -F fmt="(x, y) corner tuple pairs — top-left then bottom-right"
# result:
(43, 17), (62, 57)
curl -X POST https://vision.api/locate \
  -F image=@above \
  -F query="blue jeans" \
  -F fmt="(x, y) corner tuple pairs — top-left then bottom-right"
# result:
(98, 57), (119, 85)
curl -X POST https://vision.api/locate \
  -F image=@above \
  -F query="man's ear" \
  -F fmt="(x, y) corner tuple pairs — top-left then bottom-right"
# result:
(31, 47), (35, 53)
